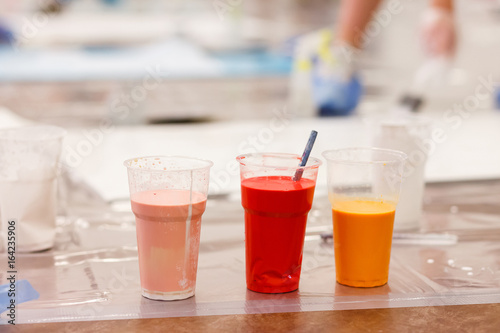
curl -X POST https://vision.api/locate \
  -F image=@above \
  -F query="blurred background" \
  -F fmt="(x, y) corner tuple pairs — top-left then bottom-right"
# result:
(1, 0), (499, 127)
(3, 2), (500, 325)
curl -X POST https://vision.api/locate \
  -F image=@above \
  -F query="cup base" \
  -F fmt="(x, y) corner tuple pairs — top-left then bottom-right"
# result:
(141, 288), (194, 301)
(247, 284), (298, 294)
(17, 240), (54, 253)
(336, 279), (388, 288)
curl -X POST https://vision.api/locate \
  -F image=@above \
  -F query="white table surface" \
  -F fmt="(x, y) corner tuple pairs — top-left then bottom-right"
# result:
(60, 110), (500, 202)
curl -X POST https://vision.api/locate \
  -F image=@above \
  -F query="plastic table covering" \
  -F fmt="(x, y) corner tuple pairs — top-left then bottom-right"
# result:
(1, 179), (499, 325)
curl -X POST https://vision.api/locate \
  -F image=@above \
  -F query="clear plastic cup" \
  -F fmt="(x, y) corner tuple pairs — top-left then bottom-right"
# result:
(323, 148), (407, 287)
(236, 153), (322, 293)
(124, 156), (213, 301)
(0, 125), (66, 253)
(370, 115), (432, 231)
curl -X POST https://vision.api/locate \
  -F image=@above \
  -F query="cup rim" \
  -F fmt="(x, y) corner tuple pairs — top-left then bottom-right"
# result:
(0, 125), (67, 141)
(123, 155), (214, 172)
(236, 152), (322, 170)
(322, 147), (407, 165)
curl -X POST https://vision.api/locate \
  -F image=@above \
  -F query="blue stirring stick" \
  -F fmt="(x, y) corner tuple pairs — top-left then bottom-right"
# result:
(293, 130), (318, 181)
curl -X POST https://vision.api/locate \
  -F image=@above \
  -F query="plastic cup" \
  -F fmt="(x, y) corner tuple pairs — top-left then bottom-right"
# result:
(236, 153), (322, 293)
(124, 156), (213, 301)
(322, 148), (407, 288)
(370, 115), (432, 231)
(0, 125), (66, 253)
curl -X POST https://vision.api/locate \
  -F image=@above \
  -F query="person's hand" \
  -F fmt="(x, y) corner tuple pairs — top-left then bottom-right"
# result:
(311, 61), (362, 117)
(420, 7), (456, 58)
(289, 29), (363, 117)
(309, 30), (363, 116)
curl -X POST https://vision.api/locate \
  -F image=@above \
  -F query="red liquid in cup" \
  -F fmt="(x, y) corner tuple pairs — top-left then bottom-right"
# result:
(241, 176), (316, 293)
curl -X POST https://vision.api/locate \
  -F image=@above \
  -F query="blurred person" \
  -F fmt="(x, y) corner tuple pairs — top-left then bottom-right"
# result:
(0, 22), (15, 45)
(291, 0), (456, 116)
(0, 0), (17, 46)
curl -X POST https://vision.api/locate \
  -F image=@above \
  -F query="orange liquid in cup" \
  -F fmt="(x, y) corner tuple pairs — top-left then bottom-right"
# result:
(332, 199), (396, 287)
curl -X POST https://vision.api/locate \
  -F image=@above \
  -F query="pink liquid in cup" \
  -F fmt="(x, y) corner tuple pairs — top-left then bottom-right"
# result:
(131, 189), (207, 300)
